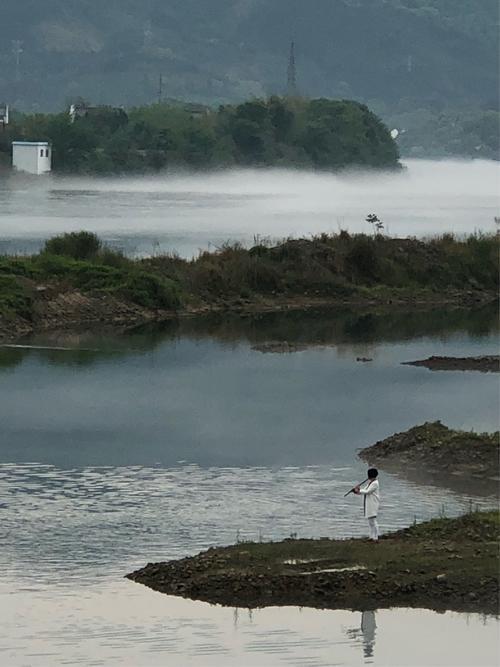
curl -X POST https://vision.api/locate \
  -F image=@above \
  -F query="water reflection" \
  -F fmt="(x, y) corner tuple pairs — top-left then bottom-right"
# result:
(0, 308), (498, 469)
(1, 581), (497, 667)
(2, 303), (498, 370)
(346, 611), (377, 661)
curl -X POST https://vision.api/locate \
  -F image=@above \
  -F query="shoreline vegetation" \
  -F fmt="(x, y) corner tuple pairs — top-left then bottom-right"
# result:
(1, 230), (498, 342)
(0, 97), (399, 175)
(126, 511), (499, 615)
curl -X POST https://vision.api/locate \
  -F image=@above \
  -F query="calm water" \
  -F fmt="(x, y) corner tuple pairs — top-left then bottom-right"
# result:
(0, 159), (499, 257)
(0, 308), (498, 665)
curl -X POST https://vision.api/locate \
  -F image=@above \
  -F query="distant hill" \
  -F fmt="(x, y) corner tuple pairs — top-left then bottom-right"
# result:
(0, 0), (497, 112)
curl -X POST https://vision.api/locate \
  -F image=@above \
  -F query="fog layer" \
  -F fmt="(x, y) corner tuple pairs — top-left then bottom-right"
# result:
(0, 159), (498, 257)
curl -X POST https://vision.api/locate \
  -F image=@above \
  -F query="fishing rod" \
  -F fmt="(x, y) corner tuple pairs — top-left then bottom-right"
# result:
(344, 478), (368, 497)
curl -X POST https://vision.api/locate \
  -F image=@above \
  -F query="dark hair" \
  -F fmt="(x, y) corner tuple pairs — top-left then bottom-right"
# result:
(367, 468), (378, 479)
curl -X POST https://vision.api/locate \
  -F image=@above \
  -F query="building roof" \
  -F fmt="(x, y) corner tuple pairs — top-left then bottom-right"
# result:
(12, 141), (50, 146)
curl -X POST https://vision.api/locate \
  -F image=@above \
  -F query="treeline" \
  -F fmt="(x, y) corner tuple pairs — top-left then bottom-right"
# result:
(0, 98), (399, 173)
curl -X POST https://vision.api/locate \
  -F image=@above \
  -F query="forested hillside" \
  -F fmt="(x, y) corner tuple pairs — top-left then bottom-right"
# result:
(0, 0), (497, 158)
(0, 0), (496, 109)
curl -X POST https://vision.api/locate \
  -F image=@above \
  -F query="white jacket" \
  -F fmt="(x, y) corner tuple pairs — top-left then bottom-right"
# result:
(359, 479), (380, 518)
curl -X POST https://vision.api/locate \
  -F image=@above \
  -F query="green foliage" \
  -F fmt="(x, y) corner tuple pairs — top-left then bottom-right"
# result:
(117, 272), (180, 310)
(43, 231), (102, 260)
(1, 98), (399, 173)
(0, 248), (181, 317)
(46, 115), (98, 171)
(1, 231), (497, 321)
(35, 256), (181, 310)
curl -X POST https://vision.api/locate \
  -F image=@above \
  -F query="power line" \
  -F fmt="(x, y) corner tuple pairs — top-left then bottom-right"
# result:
(12, 40), (23, 81)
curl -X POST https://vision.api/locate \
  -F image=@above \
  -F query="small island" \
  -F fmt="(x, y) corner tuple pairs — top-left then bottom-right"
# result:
(127, 511), (499, 615)
(359, 422), (499, 480)
(0, 97), (400, 174)
(359, 422), (499, 496)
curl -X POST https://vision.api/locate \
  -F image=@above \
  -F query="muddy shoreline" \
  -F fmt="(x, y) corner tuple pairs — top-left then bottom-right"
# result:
(403, 355), (500, 372)
(0, 287), (496, 345)
(127, 512), (499, 615)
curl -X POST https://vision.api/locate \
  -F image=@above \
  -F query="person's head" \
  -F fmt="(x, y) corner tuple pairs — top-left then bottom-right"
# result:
(367, 468), (378, 479)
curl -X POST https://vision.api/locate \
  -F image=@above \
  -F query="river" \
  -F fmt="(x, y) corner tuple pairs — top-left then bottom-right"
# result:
(1, 159), (499, 665)
(0, 306), (498, 666)
(0, 159), (499, 258)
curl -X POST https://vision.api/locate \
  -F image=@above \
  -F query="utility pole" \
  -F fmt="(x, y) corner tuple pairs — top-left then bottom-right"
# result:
(158, 74), (163, 104)
(12, 40), (23, 82)
(286, 41), (298, 97)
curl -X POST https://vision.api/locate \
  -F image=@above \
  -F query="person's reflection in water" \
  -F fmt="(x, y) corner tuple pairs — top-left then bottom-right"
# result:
(346, 610), (377, 662)
(361, 610), (377, 659)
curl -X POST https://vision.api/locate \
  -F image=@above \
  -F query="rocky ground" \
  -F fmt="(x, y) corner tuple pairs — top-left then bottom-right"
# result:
(403, 355), (500, 372)
(127, 512), (499, 615)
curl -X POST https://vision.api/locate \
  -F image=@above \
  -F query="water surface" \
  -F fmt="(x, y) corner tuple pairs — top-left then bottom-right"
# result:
(0, 308), (498, 665)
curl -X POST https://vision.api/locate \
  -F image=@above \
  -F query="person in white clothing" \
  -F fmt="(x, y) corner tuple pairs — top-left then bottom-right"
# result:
(354, 468), (380, 541)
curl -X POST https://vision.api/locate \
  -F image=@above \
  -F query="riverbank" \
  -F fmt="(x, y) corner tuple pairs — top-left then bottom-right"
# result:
(127, 511), (499, 614)
(1, 231), (497, 342)
(359, 422), (499, 496)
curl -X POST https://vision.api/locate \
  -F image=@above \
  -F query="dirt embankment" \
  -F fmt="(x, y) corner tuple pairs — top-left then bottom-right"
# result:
(403, 356), (500, 372)
(359, 422), (499, 496)
(1, 285), (496, 345)
(126, 512), (499, 614)
(0, 287), (173, 343)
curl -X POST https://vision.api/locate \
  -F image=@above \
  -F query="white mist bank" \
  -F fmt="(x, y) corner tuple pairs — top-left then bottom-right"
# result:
(0, 159), (499, 258)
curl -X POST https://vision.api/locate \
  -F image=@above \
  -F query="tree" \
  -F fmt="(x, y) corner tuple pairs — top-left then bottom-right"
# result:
(46, 115), (98, 171)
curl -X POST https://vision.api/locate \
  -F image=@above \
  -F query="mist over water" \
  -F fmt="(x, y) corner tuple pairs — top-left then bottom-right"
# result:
(0, 159), (498, 257)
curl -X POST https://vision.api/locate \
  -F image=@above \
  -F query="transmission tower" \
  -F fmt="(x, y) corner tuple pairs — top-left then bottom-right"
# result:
(286, 41), (298, 97)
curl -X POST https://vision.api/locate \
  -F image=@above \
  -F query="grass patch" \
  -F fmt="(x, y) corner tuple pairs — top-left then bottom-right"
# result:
(0, 252), (181, 318)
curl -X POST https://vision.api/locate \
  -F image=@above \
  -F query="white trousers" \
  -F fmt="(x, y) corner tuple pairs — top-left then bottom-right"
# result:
(367, 516), (379, 541)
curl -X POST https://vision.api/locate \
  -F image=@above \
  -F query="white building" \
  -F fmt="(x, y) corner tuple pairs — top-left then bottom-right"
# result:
(0, 103), (8, 127)
(12, 141), (52, 175)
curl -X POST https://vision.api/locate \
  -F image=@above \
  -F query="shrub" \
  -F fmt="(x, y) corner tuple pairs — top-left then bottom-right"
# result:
(346, 236), (379, 282)
(99, 247), (132, 269)
(0, 275), (33, 319)
(43, 231), (102, 260)
(118, 272), (181, 310)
